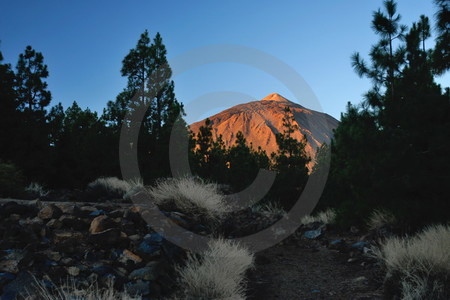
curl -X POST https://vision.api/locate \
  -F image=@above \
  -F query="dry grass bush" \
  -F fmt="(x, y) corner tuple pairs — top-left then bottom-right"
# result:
(367, 209), (396, 230)
(28, 277), (142, 300)
(375, 225), (450, 299)
(177, 238), (254, 300)
(300, 208), (336, 225)
(25, 182), (49, 197)
(250, 202), (287, 218)
(148, 177), (230, 222)
(87, 177), (143, 201)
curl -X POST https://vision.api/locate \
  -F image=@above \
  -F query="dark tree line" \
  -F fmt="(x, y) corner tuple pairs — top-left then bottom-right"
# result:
(0, 31), (311, 207)
(320, 0), (450, 228)
(0, 31), (185, 190)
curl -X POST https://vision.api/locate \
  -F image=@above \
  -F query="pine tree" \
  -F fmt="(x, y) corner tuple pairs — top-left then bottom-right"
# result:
(0, 49), (19, 162)
(325, 0), (450, 227)
(114, 30), (186, 181)
(433, 0), (450, 74)
(14, 46), (52, 181)
(16, 46), (51, 115)
(270, 107), (310, 209)
(351, 0), (407, 108)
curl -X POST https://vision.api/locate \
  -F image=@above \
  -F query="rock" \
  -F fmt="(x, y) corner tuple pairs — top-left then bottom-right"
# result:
(89, 215), (116, 234)
(1, 272), (34, 300)
(304, 229), (322, 239)
(167, 212), (190, 228)
(59, 215), (89, 231)
(60, 257), (73, 265)
(115, 267), (128, 277)
(89, 210), (107, 217)
(8, 214), (20, 221)
(0, 272), (15, 285)
(66, 266), (80, 276)
(328, 239), (348, 252)
(80, 206), (99, 217)
(125, 280), (151, 296)
(38, 204), (62, 220)
(90, 228), (122, 246)
(137, 241), (160, 257)
(120, 220), (138, 236)
(350, 226), (360, 234)
(119, 250), (143, 264)
(128, 263), (159, 281)
(53, 231), (83, 243)
(44, 251), (61, 262)
(351, 241), (370, 250)
(128, 234), (141, 242)
(353, 276), (368, 284)
(18, 216), (42, 227)
(143, 233), (163, 244)
(0, 260), (20, 274)
(28, 199), (43, 209)
(123, 210), (143, 224)
(46, 218), (62, 230)
(1, 202), (37, 218)
(108, 210), (124, 218)
(59, 204), (75, 214)
(87, 272), (98, 283)
(92, 264), (113, 275)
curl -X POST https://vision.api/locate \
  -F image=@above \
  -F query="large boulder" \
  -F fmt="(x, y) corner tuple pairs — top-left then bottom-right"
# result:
(38, 204), (62, 221)
(89, 215), (116, 234)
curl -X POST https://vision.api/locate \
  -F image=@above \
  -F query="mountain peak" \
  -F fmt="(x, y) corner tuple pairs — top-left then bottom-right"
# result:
(262, 93), (289, 102)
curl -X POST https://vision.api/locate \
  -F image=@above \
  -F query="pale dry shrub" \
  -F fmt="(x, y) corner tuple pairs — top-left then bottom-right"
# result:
(251, 202), (287, 218)
(177, 238), (254, 300)
(367, 209), (396, 230)
(300, 209), (336, 225)
(375, 225), (450, 299)
(25, 182), (49, 197)
(149, 177), (230, 222)
(87, 177), (144, 201)
(123, 178), (146, 201)
(28, 277), (142, 300)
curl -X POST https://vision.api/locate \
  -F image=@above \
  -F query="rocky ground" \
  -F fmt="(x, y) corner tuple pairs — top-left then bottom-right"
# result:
(247, 224), (385, 300)
(0, 198), (184, 299)
(0, 195), (387, 300)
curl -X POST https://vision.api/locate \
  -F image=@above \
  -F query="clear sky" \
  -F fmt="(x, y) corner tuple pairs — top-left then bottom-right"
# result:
(1, 0), (448, 123)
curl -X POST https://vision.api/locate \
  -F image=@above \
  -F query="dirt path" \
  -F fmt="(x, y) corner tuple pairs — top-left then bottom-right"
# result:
(247, 234), (384, 300)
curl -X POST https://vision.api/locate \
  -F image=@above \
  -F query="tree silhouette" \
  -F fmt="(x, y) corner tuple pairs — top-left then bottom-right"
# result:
(325, 0), (450, 228)
(433, 0), (450, 74)
(0, 49), (19, 163)
(270, 107), (310, 209)
(352, 0), (407, 107)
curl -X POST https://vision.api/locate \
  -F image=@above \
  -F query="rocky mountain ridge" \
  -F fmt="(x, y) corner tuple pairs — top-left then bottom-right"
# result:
(189, 93), (339, 161)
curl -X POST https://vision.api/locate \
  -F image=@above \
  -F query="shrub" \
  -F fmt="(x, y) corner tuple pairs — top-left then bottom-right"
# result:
(28, 277), (142, 300)
(148, 177), (230, 222)
(0, 161), (25, 198)
(177, 238), (254, 299)
(25, 182), (49, 198)
(375, 225), (450, 299)
(86, 177), (143, 201)
(300, 208), (336, 225)
(250, 202), (286, 218)
(367, 209), (396, 231)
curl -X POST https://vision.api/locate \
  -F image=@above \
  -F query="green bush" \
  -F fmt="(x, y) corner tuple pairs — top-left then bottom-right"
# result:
(0, 161), (25, 198)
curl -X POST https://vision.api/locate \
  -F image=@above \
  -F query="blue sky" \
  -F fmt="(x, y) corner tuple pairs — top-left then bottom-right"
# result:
(1, 0), (448, 123)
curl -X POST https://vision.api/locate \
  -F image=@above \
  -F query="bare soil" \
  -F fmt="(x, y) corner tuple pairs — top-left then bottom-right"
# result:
(247, 231), (385, 300)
